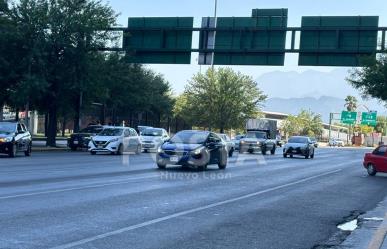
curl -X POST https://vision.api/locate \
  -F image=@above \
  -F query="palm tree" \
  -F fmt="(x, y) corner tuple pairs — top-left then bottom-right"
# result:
(344, 96), (358, 112)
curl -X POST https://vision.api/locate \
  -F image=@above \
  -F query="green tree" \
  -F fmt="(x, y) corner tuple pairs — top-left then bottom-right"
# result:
(344, 95), (358, 112)
(282, 110), (323, 138)
(180, 68), (267, 133)
(347, 54), (387, 104)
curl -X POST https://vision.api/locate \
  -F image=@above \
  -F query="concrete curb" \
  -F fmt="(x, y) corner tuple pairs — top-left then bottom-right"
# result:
(337, 195), (387, 249)
(31, 147), (68, 152)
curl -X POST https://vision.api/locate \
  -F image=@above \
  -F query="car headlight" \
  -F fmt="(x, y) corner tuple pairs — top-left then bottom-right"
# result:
(256, 141), (261, 145)
(157, 147), (164, 153)
(0, 137), (12, 143)
(193, 147), (204, 155)
(240, 141), (245, 144)
(109, 138), (119, 143)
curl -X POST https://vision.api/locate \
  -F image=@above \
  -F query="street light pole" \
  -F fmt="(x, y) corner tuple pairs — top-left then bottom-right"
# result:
(211, 0), (217, 70)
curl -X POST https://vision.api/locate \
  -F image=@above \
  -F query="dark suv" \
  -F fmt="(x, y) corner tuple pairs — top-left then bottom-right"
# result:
(68, 125), (104, 151)
(0, 122), (32, 157)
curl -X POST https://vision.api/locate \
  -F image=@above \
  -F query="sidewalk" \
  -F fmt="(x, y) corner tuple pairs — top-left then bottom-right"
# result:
(337, 196), (387, 249)
(32, 140), (68, 152)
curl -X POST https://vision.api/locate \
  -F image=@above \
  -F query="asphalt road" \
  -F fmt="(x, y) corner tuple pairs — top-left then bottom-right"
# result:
(0, 147), (386, 249)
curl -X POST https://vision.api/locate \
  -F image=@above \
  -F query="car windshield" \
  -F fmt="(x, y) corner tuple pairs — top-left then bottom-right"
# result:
(246, 132), (266, 139)
(218, 134), (229, 141)
(288, 137), (308, 143)
(99, 128), (123, 136)
(234, 135), (244, 140)
(142, 128), (163, 136)
(170, 131), (208, 144)
(80, 126), (103, 134)
(0, 123), (16, 134)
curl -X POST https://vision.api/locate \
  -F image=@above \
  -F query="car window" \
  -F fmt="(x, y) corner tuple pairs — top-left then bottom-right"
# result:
(288, 137), (308, 143)
(246, 131), (266, 139)
(124, 129), (130, 137)
(170, 131), (208, 144)
(208, 133), (221, 143)
(99, 128), (123, 136)
(131, 129), (138, 136)
(0, 123), (16, 134)
(373, 146), (387, 156)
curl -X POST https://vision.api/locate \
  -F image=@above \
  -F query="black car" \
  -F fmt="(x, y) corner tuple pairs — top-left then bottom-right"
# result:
(283, 136), (315, 159)
(68, 125), (104, 151)
(156, 130), (228, 170)
(0, 122), (32, 157)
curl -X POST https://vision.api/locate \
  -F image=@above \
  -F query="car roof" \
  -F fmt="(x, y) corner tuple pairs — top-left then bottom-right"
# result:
(289, 136), (309, 139)
(178, 130), (210, 134)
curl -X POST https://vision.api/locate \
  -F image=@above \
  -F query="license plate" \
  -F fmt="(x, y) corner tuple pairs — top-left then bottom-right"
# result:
(73, 140), (79, 145)
(292, 150), (297, 153)
(144, 144), (152, 148)
(98, 145), (103, 149)
(170, 156), (179, 163)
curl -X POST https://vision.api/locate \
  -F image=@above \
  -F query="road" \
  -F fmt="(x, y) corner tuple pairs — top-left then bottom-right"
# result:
(0, 148), (386, 249)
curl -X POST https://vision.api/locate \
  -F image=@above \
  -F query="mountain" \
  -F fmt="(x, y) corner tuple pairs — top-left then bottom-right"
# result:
(264, 96), (387, 123)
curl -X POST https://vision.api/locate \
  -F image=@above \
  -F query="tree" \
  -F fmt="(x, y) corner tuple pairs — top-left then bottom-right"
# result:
(347, 54), (387, 104)
(179, 68), (267, 133)
(282, 110), (323, 138)
(344, 95), (358, 112)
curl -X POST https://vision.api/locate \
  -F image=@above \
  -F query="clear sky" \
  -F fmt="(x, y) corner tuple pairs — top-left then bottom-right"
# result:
(105, 0), (387, 96)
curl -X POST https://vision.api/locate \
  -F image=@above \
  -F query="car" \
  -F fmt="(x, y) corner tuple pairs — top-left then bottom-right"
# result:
(329, 138), (345, 147)
(137, 125), (153, 135)
(88, 126), (141, 155)
(310, 137), (319, 148)
(231, 135), (244, 150)
(140, 127), (170, 152)
(363, 145), (387, 176)
(283, 136), (315, 159)
(239, 130), (276, 155)
(0, 121), (32, 157)
(67, 125), (104, 151)
(156, 130), (228, 170)
(217, 133), (235, 157)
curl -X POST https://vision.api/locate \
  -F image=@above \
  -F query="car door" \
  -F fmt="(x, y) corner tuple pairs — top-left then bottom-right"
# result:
(129, 128), (139, 151)
(122, 129), (131, 152)
(15, 124), (26, 151)
(207, 133), (222, 164)
(371, 146), (387, 172)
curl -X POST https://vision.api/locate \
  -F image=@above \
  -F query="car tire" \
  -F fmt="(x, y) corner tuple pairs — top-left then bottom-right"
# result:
(218, 152), (228, 169)
(305, 155), (309, 159)
(270, 146), (276, 155)
(228, 148), (234, 157)
(90, 151), (96, 155)
(70, 146), (77, 151)
(283, 153), (287, 158)
(367, 163), (377, 176)
(24, 143), (32, 157)
(290, 155), (293, 158)
(116, 144), (123, 155)
(310, 153), (314, 159)
(144, 149), (148, 153)
(9, 143), (17, 158)
(157, 163), (166, 169)
(262, 147), (267, 155)
(198, 164), (208, 171)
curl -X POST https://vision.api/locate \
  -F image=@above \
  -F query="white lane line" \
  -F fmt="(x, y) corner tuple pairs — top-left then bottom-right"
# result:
(0, 175), (160, 200)
(49, 169), (342, 249)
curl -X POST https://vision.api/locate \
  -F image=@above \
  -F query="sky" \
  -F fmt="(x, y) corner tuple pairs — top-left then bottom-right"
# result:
(104, 0), (387, 98)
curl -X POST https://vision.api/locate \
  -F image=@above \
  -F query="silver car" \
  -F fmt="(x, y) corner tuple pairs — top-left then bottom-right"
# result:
(231, 135), (245, 151)
(218, 133), (235, 157)
(140, 128), (170, 152)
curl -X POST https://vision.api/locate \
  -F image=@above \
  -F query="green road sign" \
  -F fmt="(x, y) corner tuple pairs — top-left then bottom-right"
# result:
(124, 17), (193, 64)
(361, 112), (377, 126)
(341, 111), (357, 124)
(299, 16), (379, 66)
(211, 9), (288, 65)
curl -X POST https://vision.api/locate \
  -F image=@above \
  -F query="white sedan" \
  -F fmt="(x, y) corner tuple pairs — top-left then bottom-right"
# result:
(140, 128), (170, 152)
(89, 126), (141, 155)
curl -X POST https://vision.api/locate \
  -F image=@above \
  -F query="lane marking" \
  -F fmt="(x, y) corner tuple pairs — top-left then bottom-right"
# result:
(49, 169), (342, 249)
(0, 175), (160, 200)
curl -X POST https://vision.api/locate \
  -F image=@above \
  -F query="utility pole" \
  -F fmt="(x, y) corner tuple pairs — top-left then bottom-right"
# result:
(328, 113), (333, 140)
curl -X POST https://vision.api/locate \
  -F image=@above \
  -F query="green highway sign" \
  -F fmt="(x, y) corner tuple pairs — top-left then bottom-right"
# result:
(361, 112), (377, 126)
(341, 111), (357, 124)
(299, 16), (379, 66)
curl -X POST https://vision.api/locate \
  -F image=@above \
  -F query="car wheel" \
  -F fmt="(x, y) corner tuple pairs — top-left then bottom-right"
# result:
(90, 151), (97, 155)
(144, 149), (148, 153)
(367, 164), (377, 176)
(157, 163), (166, 169)
(310, 153), (314, 159)
(218, 152), (228, 169)
(116, 144), (123, 155)
(9, 143), (17, 158)
(228, 148), (234, 157)
(24, 143), (32, 157)
(261, 147), (267, 155)
(283, 153), (287, 158)
(270, 146), (276, 155)
(305, 155), (309, 159)
(70, 146), (77, 151)
(290, 155), (293, 158)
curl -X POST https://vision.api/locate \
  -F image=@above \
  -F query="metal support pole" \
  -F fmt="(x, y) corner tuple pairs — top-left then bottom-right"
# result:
(211, 0), (218, 70)
(328, 113), (333, 140)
